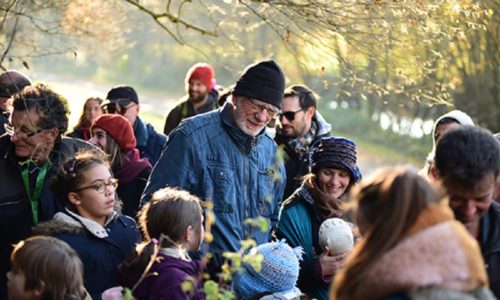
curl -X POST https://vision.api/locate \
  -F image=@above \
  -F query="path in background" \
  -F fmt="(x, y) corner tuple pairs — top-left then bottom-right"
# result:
(37, 74), (400, 177)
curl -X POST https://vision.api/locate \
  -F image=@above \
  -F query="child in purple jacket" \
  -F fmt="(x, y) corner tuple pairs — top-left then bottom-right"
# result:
(116, 187), (205, 300)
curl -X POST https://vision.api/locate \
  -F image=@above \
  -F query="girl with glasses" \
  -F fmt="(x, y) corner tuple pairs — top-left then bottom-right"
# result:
(33, 150), (140, 299)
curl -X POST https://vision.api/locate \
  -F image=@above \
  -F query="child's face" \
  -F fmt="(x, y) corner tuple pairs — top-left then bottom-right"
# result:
(70, 163), (116, 225)
(7, 267), (39, 300)
(188, 213), (205, 252)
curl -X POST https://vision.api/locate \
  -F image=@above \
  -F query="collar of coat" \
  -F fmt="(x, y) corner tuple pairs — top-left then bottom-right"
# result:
(52, 208), (118, 239)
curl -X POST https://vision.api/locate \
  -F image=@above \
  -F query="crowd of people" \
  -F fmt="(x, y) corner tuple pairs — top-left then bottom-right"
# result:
(0, 60), (498, 300)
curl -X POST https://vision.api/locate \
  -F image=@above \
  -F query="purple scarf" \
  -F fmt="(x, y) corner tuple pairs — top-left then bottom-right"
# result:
(114, 149), (152, 185)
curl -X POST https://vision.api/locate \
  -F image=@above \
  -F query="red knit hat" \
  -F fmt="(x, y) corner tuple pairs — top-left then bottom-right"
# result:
(91, 114), (136, 151)
(185, 63), (215, 90)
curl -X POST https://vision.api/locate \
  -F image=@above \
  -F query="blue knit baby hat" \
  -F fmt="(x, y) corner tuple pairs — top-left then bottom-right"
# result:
(237, 240), (302, 300)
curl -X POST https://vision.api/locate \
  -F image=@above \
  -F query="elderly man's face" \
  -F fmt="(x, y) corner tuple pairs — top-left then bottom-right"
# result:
(443, 173), (496, 233)
(232, 96), (279, 137)
(8, 109), (57, 164)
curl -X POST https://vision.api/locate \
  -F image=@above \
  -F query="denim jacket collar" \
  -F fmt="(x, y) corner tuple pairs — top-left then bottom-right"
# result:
(220, 104), (265, 153)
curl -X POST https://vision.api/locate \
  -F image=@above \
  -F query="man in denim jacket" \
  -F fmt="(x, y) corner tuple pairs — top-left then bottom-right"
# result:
(142, 60), (286, 277)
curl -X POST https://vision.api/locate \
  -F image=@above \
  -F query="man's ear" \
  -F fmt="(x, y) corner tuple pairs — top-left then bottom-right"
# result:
(306, 106), (315, 119)
(68, 192), (81, 206)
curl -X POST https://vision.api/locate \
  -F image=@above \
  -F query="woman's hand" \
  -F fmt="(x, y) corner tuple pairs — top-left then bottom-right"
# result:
(318, 246), (348, 276)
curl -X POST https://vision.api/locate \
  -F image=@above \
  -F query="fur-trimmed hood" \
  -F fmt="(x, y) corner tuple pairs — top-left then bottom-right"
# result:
(33, 208), (118, 239)
(352, 203), (492, 300)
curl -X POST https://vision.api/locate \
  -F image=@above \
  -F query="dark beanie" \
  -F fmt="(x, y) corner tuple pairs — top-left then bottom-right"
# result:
(310, 136), (362, 183)
(106, 86), (139, 103)
(233, 60), (285, 109)
(0, 70), (32, 98)
(91, 114), (136, 151)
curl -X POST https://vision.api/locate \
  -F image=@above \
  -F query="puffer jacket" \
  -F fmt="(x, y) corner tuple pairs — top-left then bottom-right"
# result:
(33, 209), (140, 300)
(141, 104), (286, 273)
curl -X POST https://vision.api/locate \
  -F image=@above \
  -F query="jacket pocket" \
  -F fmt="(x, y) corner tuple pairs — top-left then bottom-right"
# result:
(257, 167), (275, 217)
(0, 194), (28, 222)
(207, 164), (235, 213)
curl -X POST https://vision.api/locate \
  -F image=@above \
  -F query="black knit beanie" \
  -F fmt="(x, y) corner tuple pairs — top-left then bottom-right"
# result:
(233, 60), (285, 109)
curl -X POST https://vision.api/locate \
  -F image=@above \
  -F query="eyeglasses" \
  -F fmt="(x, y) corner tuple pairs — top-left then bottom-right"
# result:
(278, 109), (304, 121)
(247, 98), (280, 118)
(73, 178), (118, 194)
(104, 99), (135, 115)
(4, 123), (43, 139)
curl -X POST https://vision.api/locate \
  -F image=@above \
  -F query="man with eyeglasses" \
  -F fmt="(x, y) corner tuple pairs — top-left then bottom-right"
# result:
(275, 85), (332, 200)
(0, 83), (94, 298)
(0, 70), (32, 135)
(142, 60), (287, 279)
(101, 85), (167, 166)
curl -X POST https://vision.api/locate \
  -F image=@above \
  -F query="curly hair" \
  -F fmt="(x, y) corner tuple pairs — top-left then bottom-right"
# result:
(12, 83), (70, 138)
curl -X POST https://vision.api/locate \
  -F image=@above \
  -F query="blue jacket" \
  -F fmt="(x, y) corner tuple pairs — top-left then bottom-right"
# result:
(276, 186), (330, 300)
(141, 105), (286, 272)
(133, 116), (167, 166)
(34, 210), (140, 300)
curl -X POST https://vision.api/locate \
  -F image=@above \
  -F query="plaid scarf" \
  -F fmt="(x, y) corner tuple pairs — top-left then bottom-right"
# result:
(286, 121), (318, 157)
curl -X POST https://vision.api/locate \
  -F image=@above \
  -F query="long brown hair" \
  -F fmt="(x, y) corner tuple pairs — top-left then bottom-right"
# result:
(11, 236), (87, 300)
(73, 97), (103, 130)
(331, 166), (442, 300)
(121, 187), (203, 274)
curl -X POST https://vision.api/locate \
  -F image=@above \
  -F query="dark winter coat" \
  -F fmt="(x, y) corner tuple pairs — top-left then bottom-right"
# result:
(0, 136), (94, 298)
(33, 210), (140, 300)
(480, 201), (500, 299)
(163, 88), (219, 135)
(274, 111), (332, 200)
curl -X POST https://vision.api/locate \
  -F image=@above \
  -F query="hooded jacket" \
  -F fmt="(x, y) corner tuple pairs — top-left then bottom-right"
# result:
(141, 104), (286, 275)
(33, 209), (140, 300)
(275, 111), (332, 200)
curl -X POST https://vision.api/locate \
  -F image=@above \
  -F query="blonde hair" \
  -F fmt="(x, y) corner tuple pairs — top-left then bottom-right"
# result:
(11, 236), (87, 300)
(331, 166), (442, 300)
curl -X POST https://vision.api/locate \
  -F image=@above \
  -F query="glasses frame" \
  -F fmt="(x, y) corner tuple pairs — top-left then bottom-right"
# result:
(246, 98), (281, 118)
(279, 109), (305, 121)
(72, 178), (119, 194)
(4, 123), (44, 139)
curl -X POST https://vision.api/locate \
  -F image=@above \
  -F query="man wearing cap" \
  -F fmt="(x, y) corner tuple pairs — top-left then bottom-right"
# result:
(142, 60), (287, 277)
(102, 85), (167, 166)
(0, 70), (32, 135)
(431, 126), (500, 299)
(163, 62), (220, 135)
(275, 85), (332, 200)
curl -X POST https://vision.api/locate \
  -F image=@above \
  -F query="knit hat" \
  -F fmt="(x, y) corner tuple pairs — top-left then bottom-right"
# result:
(236, 240), (302, 300)
(91, 114), (136, 151)
(233, 60), (285, 109)
(319, 218), (354, 256)
(432, 110), (474, 143)
(186, 63), (215, 90)
(310, 136), (361, 183)
(102, 85), (139, 108)
(0, 70), (32, 98)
